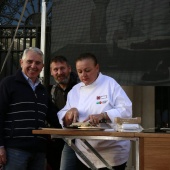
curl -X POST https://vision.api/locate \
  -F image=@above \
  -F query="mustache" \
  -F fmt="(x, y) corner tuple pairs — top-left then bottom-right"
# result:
(57, 75), (66, 78)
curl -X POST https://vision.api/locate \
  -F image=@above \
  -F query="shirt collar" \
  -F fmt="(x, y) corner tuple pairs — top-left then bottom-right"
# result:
(80, 72), (102, 87)
(22, 72), (40, 90)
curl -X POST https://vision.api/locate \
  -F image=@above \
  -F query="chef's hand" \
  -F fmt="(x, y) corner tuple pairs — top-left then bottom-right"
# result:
(63, 108), (79, 127)
(0, 147), (6, 165)
(83, 113), (104, 126)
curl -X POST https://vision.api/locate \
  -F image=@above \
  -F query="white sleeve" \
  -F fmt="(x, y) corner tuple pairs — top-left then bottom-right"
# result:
(106, 84), (132, 122)
(57, 89), (74, 126)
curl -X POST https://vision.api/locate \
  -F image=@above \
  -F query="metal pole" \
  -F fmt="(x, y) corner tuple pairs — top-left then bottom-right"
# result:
(40, 0), (46, 84)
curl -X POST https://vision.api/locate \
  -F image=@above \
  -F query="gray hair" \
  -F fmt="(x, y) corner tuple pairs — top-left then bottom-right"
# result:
(22, 47), (44, 60)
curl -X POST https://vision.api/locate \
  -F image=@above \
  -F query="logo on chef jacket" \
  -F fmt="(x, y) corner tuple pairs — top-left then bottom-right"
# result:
(96, 95), (107, 104)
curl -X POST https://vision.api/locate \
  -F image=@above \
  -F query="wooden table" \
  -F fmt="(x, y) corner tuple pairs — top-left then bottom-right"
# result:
(135, 132), (170, 170)
(32, 128), (139, 170)
(33, 128), (170, 170)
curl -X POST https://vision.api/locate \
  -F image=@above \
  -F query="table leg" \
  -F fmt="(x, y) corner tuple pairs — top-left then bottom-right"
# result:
(64, 138), (98, 170)
(135, 138), (139, 170)
(82, 139), (113, 170)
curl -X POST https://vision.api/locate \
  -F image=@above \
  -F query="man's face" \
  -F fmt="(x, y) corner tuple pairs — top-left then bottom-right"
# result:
(50, 61), (71, 84)
(20, 51), (44, 82)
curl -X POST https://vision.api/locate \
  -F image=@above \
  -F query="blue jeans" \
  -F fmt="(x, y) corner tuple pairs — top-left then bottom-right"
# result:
(60, 143), (78, 170)
(4, 148), (46, 170)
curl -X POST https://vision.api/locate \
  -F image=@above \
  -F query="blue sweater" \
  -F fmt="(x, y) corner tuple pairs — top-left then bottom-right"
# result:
(0, 69), (59, 152)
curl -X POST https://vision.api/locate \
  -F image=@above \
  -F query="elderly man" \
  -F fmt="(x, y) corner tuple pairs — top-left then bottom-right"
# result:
(0, 47), (59, 170)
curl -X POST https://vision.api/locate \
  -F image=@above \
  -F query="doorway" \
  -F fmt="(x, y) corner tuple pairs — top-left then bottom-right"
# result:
(155, 86), (170, 129)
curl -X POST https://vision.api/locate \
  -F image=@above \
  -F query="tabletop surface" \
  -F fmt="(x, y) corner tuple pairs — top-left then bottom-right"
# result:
(32, 128), (170, 138)
(32, 128), (135, 137)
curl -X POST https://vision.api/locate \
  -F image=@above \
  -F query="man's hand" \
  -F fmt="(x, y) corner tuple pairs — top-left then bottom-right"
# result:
(0, 147), (6, 165)
(63, 108), (79, 127)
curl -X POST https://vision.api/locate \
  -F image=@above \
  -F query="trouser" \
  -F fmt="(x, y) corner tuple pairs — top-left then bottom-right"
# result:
(60, 143), (77, 170)
(46, 138), (64, 170)
(4, 148), (46, 170)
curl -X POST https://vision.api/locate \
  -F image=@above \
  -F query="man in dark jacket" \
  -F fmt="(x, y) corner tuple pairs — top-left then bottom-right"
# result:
(50, 56), (78, 110)
(46, 56), (78, 170)
(0, 47), (59, 170)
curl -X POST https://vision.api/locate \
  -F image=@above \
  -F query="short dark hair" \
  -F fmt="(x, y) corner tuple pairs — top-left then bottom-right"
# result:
(75, 53), (98, 66)
(50, 55), (69, 65)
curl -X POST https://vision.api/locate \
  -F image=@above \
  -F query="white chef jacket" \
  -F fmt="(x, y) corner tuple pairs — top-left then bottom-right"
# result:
(57, 73), (132, 168)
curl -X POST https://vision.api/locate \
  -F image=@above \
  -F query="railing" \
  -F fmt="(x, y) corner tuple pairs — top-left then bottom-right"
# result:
(0, 26), (41, 80)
